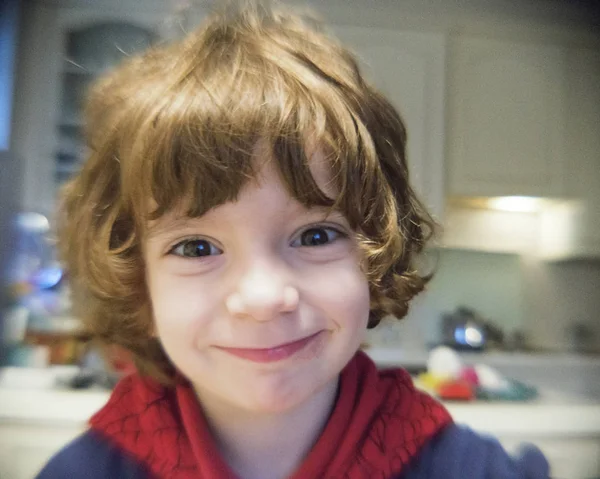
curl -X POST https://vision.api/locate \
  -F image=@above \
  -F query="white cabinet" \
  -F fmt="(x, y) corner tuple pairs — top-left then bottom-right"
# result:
(529, 44), (600, 260)
(447, 35), (568, 198)
(333, 27), (446, 220)
(562, 46), (600, 258)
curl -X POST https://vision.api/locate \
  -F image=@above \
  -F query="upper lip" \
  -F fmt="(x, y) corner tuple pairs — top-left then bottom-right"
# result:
(215, 331), (323, 351)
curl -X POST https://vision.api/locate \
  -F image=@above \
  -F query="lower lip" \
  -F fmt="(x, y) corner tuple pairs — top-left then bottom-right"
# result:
(217, 332), (325, 363)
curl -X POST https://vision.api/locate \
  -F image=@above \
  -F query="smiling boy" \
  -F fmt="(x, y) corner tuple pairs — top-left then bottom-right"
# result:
(37, 2), (549, 478)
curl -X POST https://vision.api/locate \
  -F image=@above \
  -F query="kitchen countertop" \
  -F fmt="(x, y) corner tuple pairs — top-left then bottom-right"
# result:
(0, 388), (108, 425)
(445, 400), (600, 437)
(363, 346), (600, 369)
(1, 386), (599, 438)
(1, 348), (599, 437)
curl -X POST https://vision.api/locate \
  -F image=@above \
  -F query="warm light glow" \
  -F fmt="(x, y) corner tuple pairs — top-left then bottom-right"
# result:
(487, 196), (543, 213)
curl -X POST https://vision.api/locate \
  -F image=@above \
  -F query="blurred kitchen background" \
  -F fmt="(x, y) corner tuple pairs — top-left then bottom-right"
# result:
(1, 0), (600, 478)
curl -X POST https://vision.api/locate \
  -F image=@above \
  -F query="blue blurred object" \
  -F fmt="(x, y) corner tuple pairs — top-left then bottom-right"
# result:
(443, 307), (488, 351)
(12, 212), (63, 289)
(3, 212), (66, 340)
(442, 307), (505, 351)
(32, 264), (63, 290)
(453, 325), (485, 349)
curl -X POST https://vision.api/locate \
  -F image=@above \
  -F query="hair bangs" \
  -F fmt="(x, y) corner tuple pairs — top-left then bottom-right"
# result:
(121, 25), (377, 228)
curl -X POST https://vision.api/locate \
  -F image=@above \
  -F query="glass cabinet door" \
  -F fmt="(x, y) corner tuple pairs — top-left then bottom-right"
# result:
(56, 22), (156, 184)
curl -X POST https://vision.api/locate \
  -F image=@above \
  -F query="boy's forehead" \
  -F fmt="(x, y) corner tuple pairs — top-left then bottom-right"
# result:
(146, 198), (343, 241)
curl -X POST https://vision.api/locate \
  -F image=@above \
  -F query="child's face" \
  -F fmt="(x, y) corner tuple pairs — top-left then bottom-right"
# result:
(144, 149), (370, 414)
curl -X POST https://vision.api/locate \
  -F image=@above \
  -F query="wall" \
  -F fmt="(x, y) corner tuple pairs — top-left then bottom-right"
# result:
(522, 257), (600, 353)
(369, 249), (600, 353)
(368, 249), (525, 349)
(424, 249), (524, 336)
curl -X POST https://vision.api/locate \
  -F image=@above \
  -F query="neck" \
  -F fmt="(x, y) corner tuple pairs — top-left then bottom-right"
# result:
(196, 378), (339, 479)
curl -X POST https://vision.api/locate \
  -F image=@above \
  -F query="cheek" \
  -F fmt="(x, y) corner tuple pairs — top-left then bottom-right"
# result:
(146, 271), (218, 341)
(306, 260), (370, 326)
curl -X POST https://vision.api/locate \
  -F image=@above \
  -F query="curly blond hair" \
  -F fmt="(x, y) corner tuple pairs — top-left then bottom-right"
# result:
(58, 2), (435, 383)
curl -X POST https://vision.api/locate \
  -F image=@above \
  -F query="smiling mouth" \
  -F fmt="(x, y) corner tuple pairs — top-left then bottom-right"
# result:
(216, 331), (325, 363)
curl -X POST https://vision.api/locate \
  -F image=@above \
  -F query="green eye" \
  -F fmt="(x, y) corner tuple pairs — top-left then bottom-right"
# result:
(171, 239), (222, 257)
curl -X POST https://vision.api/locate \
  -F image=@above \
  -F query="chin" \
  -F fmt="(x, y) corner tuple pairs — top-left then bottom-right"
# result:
(236, 372), (332, 415)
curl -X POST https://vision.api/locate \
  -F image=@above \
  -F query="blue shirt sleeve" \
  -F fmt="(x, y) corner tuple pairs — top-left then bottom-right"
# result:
(402, 424), (550, 479)
(35, 430), (148, 479)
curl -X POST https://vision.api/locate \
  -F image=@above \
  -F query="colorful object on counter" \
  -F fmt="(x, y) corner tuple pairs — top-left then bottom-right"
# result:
(459, 366), (480, 387)
(476, 379), (539, 402)
(473, 364), (509, 390)
(472, 365), (538, 402)
(415, 371), (452, 394)
(415, 373), (476, 401)
(423, 346), (538, 402)
(437, 379), (475, 401)
(426, 346), (463, 379)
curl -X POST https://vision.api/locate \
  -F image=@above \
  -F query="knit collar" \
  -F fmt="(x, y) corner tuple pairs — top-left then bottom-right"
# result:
(90, 351), (452, 478)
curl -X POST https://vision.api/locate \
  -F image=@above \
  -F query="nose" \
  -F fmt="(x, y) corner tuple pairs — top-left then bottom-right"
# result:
(225, 258), (299, 321)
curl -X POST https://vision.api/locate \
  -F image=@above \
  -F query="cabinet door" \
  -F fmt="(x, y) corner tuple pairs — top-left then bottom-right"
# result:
(333, 27), (446, 220)
(447, 35), (567, 198)
(14, 6), (171, 215)
(564, 46), (600, 257)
